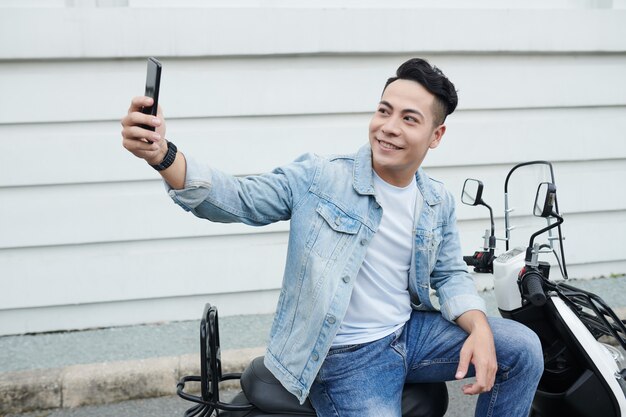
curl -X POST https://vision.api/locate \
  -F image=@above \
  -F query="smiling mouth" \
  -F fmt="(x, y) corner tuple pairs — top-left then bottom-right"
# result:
(377, 139), (402, 150)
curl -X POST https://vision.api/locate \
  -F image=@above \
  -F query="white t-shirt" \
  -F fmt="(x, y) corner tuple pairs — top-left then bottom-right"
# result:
(332, 171), (421, 346)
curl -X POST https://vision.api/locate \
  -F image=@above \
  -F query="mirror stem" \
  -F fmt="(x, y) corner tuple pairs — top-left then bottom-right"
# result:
(483, 201), (496, 248)
(526, 213), (563, 263)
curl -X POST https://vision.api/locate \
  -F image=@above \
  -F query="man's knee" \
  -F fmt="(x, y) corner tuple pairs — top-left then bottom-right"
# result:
(518, 323), (543, 378)
(489, 317), (543, 376)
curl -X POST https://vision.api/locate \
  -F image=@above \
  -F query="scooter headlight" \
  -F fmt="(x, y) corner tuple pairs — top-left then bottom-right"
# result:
(600, 342), (626, 395)
(601, 343), (626, 368)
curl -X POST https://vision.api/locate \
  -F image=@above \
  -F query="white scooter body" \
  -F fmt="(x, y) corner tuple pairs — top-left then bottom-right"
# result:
(550, 297), (626, 414)
(492, 246), (525, 311)
(492, 246), (626, 417)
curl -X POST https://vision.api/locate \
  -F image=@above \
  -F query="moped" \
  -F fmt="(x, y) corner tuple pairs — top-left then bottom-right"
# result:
(461, 160), (626, 417)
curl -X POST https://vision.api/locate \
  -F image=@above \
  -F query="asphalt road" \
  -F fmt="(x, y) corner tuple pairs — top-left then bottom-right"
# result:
(5, 380), (478, 417)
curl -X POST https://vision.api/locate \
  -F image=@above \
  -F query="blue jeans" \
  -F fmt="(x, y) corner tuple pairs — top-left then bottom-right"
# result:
(309, 311), (543, 417)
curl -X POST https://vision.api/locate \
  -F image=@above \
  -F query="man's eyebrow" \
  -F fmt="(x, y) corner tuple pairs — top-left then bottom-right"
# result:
(379, 100), (425, 119)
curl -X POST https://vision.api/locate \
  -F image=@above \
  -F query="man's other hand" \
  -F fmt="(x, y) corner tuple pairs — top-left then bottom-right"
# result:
(455, 310), (497, 395)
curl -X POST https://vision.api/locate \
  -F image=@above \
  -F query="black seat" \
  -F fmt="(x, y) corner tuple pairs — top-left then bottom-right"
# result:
(223, 356), (448, 417)
(239, 357), (316, 415)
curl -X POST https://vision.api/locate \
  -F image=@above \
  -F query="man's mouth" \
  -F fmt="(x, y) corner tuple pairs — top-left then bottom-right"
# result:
(377, 139), (402, 150)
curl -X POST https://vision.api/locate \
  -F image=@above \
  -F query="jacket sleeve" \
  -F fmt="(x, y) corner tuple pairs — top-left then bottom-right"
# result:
(166, 153), (319, 226)
(429, 190), (487, 322)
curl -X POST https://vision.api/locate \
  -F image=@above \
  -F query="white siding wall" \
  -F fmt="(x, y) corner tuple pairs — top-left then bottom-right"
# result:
(1, 2), (625, 335)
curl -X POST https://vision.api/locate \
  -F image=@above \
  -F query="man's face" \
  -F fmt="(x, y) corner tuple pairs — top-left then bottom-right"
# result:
(369, 79), (446, 187)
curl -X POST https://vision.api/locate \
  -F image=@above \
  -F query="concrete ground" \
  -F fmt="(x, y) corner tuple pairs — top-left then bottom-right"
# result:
(1, 276), (625, 416)
(4, 381), (478, 417)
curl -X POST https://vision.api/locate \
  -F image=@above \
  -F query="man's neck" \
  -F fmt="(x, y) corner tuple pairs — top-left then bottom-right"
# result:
(372, 165), (417, 188)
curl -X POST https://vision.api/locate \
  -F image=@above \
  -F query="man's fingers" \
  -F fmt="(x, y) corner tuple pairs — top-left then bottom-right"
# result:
(123, 108), (160, 129)
(128, 96), (154, 114)
(474, 356), (497, 393)
(121, 111), (162, 138)
(461, 363), (495, 396)
(123, 125), (162, 144)
(462, 383), (483, 395)
(455, 349), (471, 380)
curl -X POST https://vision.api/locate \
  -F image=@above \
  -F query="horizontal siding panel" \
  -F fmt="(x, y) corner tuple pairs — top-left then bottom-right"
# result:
(127, 0), (626, 9)
(0, 181), (288, 249)
(1, 8), (625, 60)
(2, 55), (626, 124)
(5, 259), (626, 336)
(2, 161), (625, 250)
(1, 160), (624, 249)
(507, 211), (626, 266)
(0, 289), (281, 336)
(458, 210), (626, 270)
(432, 107), (626, 167)
(0, 232), (288, 310)
(562, 261), (626, 281)
(3, 107), (625, 187)
(3, 0), (616, 9)
(431, 159), (626, 221)
(3, 260), (625, 336)
(1, 210), (623, 316)
(1, 115), (369, 188)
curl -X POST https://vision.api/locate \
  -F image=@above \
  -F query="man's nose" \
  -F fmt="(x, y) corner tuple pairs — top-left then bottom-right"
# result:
(381, 117), (401, 136)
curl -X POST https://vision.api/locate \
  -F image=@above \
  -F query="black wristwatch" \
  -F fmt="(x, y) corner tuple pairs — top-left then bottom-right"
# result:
(151, 140), (177, 171)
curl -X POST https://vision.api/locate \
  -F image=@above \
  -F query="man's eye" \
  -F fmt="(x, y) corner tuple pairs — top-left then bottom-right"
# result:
(378, 108), (389, 114)
(404, 116), (417, 123)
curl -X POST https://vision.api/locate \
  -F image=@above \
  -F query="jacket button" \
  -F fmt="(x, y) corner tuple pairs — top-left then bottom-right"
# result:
(342, 275), (350, 283)
(327, 315), (336, 324)
(335, 218), (341, 226)
(312, 352), (319, 361)
(360, 239), (368, 246)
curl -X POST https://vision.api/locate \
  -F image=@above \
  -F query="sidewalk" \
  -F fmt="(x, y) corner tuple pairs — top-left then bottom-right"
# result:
(1, 276), (625, 415)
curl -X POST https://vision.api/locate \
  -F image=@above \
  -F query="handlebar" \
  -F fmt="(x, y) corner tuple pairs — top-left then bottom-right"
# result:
(463, 255), (479, 267)
(520, 270), (547, 306)
(464, 251), (494, 273)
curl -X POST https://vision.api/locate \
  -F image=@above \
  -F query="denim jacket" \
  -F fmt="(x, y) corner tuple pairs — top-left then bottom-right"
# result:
(168, 144), (486, 404)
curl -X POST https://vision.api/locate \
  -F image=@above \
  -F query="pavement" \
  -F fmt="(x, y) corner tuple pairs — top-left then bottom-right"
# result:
(1, 276), (625, 416)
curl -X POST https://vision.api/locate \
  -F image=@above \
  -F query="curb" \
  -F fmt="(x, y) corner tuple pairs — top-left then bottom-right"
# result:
(0, 347), (265, 415)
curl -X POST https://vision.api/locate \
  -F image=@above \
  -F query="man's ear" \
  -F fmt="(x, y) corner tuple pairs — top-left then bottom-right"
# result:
(429, 124), (446, 149)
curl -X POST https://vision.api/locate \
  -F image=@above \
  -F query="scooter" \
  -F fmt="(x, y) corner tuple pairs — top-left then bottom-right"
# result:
(176, 306), (448, 417)
(461, 161), (626, 417)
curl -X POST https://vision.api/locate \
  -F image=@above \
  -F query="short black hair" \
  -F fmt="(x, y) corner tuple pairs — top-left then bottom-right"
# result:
(383, 58), (458, 125)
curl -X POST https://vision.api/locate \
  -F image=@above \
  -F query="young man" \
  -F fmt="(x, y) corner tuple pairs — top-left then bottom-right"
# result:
(121, 58), (543, 416)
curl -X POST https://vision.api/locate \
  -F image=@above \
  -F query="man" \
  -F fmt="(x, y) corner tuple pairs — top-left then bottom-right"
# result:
(121, 58), (543, 416)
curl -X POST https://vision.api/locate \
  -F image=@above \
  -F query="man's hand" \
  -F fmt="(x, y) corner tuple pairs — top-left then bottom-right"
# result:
(121, 96), (168, 165)
(455, 310), (497, 395)
(120, 96), (186, 189)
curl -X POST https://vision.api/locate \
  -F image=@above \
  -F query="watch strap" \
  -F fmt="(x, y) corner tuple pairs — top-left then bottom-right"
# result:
(151, 141), (177, 171)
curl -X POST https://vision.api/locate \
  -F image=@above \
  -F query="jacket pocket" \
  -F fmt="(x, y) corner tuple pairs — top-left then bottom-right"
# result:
(415, 224), (444, 273)
(305, 200), (361, 260)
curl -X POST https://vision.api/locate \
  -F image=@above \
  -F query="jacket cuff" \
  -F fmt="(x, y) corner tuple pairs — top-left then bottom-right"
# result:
(440, 294), (487, 322)
(164, 155), (213, 211)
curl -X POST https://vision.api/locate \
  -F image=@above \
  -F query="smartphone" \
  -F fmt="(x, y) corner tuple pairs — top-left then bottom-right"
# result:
(140, 57), (162, 134)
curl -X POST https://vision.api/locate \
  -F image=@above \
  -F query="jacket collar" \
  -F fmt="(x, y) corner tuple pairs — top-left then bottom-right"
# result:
(353, 144), (443, 206)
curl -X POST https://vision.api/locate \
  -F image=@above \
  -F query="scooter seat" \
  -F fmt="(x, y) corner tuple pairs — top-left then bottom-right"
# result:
(239, 356), (448, 417)
(241, 356), (316, 415)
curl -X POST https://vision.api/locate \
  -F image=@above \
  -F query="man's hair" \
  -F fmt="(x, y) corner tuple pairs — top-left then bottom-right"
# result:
(383, 58), (458, 126)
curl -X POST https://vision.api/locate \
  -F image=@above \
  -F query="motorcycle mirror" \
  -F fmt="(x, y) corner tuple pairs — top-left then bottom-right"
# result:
(533, 182), (557, 218)
(461, 178), (484, 206)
